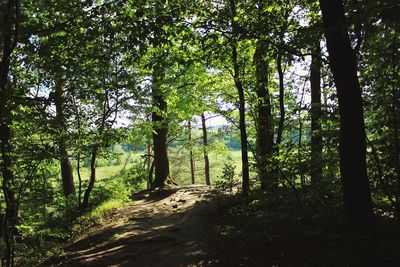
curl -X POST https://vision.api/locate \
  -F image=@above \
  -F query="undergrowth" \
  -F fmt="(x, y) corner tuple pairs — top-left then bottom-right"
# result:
(16, 161), (146, 267)
(208, 187), (400, 267)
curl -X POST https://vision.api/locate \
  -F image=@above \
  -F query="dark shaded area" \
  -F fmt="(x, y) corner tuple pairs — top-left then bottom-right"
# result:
(42, 187), (400, 267)
(206, 191), (400, 267)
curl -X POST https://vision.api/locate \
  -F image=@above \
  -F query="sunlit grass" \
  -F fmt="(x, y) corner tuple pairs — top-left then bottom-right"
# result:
(169, 149), (247, 185)
(88, 199), (122, 220)
(73, 199), (123, 233)
(73, 152), (144, 181)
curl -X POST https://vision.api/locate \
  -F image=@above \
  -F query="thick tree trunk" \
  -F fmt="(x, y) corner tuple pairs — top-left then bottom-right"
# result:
(201, 113), (210, 185)
(390, 33), (400, 216)
(253, 40), (274, 191)
(188, 121), (195, 185)
(319, 0), (375, 232)
(81, 145), (98, 210)
(0, 1), (19, 265)
(54, 86), (75, 197)
(151, 63), (170, 188)
(310, 41), (323, 188)
(230, 0), (250, 194)
(0, 120), (18, 267)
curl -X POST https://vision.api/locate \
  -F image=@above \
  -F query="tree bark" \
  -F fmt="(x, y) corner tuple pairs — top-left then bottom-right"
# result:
(77, 153), (82, 207)
(319, 0), (375, 232)
(146, 143), (152, 189)
(253, 40), (274, 191)
(276, 52), (285, 146)
(201, 113), (210, 185)
(229, 0), (250, 194)
(0, 1), (19, 265)
(390, 29), (400, 216)
(310, 41), (323, 189)
(151, 62), (170, 188)
(81, 145), (98, 210)
(188, 121), (195, 184)
(54, 85), (75, 197)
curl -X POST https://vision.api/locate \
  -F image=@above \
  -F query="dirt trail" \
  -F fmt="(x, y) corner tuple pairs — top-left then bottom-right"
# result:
(53, 185), (220, 267)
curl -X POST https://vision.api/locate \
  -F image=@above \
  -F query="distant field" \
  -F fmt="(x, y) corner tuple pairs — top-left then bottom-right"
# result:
(73, 152), (144, 181)
(74, 149), (254, 186)
(169, 149), (246, 185)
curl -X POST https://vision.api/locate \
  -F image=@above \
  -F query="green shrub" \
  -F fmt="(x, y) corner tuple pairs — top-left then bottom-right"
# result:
(120, 160), (147, 190)
(214, 162), (236, 191)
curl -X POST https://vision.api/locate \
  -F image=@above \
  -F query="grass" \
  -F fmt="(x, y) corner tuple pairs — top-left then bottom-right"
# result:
(72, 199), (123, 234)
(73, 152), (144, 181)
(72, 149), (245, 186)
(74, 148), (251, 189)
(87, 199), (122, 221)
(169, 149), (247, 185)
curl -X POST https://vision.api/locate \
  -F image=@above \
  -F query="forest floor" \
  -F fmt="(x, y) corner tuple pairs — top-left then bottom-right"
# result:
(44, 185), (400, 267)
(47, 185), (228, 267)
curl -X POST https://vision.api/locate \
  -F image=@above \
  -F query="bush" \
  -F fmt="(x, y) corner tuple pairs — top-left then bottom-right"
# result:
(120, 160), (147, 190)
(215, 162), (236, 191)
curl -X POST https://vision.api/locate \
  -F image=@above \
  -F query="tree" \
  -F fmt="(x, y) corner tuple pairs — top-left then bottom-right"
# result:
(254, 39), (274, 191)
(0, 0), (20, 265)
(54, 77), (75, 197)
(229, 0), (250, 194)
(310, 40), (322, 189)
(151, 59), (170, 188)
(201, 113), (211, 185)
(188, 120), (195, 184)
(319, 0), (375, 232)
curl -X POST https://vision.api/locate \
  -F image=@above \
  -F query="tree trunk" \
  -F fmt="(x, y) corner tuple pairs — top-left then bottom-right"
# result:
(390, 30), (400, 216)
(229, 0), (250, 195)
(188, 121), (195, 185)
(77, 153), (83, 207)
(151, 63), (170, 188)
(0, 119), (18, 267)
(253, 40), (274, 191)
(310, 41), (323, 189)
(276, 52), (285, 146)
(0, 1), (19, 265)
(298, 115), (306, 189)
(81, 145), (98, 210)
(201, 113), (210, 185)
(146, 143), (152, 189)
(319, 0), (375, 232)
(54, 85), (75, 197)
(121, 150), (132, 173)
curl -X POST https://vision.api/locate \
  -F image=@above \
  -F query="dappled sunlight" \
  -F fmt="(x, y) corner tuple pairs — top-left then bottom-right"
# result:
(52, 186), (214, 267)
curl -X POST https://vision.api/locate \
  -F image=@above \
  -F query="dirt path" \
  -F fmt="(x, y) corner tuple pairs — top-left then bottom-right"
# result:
(53, 185), (220, 267)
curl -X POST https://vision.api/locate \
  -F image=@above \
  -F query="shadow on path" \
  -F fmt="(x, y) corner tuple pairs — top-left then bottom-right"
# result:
(48, 185), (218, 267)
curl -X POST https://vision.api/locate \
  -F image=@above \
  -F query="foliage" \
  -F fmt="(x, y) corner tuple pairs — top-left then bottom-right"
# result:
(0, 0), (399, 265)
(215, 162), (237, 192)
